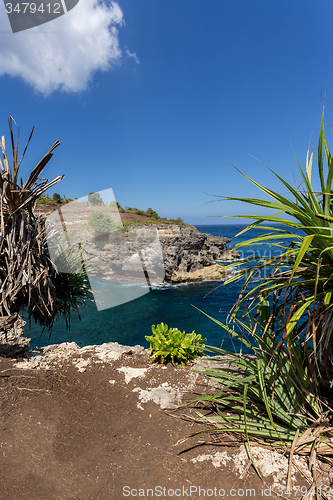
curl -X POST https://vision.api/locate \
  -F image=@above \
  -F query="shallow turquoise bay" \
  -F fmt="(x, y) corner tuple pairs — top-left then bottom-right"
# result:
(24, 224), (290, 352)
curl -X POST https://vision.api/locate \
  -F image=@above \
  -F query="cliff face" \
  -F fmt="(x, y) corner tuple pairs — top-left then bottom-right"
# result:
(152, 224), (239, 283)
(81, 224), (239, 284)
(46, 208), (239, 284)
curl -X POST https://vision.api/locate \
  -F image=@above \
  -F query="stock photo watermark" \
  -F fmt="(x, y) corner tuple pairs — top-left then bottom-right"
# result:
(4, 0), (80, 32)
(44, 188), (288, 313)
(234, 247), (292, 282)
(122, 484), (332, 497)
(45, 188), (165, 311)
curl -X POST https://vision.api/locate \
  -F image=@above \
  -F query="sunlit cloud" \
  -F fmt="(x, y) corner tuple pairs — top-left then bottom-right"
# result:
(0, 0), (125, 94)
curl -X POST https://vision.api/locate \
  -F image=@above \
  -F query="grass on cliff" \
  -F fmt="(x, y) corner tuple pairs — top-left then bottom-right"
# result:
(35, 196), (188, 227)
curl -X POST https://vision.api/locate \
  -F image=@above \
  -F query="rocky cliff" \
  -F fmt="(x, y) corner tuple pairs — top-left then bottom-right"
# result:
(78, 224), (240, 284)
(46, 206), (239, 284)
(151, 224), (239, 283)
(47, 202), (241, 284)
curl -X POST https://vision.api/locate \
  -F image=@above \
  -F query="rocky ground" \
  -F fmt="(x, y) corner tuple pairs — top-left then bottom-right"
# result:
(0, 343), (332, 500)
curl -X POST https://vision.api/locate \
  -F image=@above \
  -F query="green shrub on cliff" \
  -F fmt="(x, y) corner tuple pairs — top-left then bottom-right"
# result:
(146, 207), (159, 218)
(88, 211), (123, 234)
(88, 211), (112, 233)
(145, 322), (206, 366)
(88, 192), (104, 206)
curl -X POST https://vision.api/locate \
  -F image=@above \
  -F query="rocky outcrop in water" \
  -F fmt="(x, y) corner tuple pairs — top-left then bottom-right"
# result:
(81, 224), (239, 284)
(153, 224), (239, 283)
(46, 205), (239, 284)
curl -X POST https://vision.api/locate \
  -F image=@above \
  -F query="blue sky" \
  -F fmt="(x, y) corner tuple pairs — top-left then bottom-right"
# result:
(0, 0), (332, 224)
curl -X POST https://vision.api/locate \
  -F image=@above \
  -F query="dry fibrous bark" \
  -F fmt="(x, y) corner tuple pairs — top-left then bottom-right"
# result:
(0, 117), (63, 331)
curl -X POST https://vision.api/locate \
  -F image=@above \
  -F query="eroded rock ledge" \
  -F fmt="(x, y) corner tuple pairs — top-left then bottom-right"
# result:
(12, 341), (217, 409)
(82, 224), (240, 284)
(14, 341), (234, 373)
(0, 317), (30, 357)
(15, 341), (148, 372)
(154, 224), (239, 283)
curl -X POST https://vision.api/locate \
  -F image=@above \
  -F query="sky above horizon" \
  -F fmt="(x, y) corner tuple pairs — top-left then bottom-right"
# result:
(0, 0), (332, 225)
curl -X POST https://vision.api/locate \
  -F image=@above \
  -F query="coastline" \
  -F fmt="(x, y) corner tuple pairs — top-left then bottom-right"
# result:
(49, 218), (240, 284)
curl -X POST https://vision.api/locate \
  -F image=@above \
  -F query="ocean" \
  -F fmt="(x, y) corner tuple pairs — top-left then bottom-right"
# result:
(23, 224), (294, 353)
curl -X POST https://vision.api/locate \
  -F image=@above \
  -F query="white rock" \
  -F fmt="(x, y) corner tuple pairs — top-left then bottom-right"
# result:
(132, 385), (183, 409)
(191, 452), (231, 468)
(117, 367), (149, 383)
(75, 359), (91, 373)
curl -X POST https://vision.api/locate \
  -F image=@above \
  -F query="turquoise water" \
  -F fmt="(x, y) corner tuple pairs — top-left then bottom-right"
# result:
(23, 224), (296, 352)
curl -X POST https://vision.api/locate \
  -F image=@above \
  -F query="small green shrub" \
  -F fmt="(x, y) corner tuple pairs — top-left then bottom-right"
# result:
(88, 192), (104, 205)
(146, 207), (158, 218)
(111, 222), (124, 232)
(52, 192), (62, 204)
(88, 211), (123, 233)
(109, 200), (124, 211)
(145, 322), (206, 366)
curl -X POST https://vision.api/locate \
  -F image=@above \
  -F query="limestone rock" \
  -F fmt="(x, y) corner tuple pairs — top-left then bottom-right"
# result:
(169, 263), (227, 283)
(118, 224), (240, 283)
(56, 221), (240, 284)
(15, 341), (148, 369)
(0, 316), (30, 357)
(153, 224), (239, 283)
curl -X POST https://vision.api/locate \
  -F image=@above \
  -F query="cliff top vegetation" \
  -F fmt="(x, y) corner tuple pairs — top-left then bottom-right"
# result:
(35, 193), (187, 227)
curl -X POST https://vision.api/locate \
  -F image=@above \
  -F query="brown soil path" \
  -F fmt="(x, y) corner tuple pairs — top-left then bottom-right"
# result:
(0, 348), (330, 500)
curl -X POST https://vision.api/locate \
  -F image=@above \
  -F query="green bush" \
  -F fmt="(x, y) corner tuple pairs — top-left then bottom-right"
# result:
(145, 322), (206, 366)
(36, 193), (53, 205)
(88, 211), (113, 233)
(146, 207), (158, 218)
(88, 192), (104, 206)
(109, 200), (123, 210)
(52, 192), (62, 204)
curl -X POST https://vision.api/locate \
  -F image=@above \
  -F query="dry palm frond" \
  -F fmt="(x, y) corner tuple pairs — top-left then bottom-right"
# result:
(0, 118), (90, 331)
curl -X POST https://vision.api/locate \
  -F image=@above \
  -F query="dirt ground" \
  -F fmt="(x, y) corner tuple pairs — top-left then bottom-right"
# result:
(0, 347), (332, 500)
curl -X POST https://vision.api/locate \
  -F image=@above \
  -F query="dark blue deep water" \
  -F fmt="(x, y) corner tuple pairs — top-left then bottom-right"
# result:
(23, 224), (295, 352)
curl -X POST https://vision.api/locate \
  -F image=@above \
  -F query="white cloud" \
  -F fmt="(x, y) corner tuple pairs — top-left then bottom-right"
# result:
(0, 0), (125, 94)
(125, 47), (140, 65)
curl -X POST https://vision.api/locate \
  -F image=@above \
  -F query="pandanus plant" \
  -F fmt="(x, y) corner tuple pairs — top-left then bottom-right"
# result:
(215, 108), (333, 387)
(0, 117), (90, 332)
(187, 116), (333, 481)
